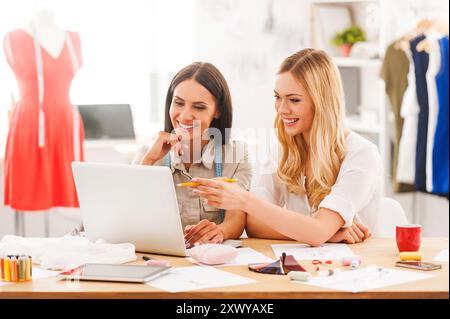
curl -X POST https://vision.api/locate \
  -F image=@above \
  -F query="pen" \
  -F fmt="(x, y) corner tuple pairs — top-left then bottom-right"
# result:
(177, 178), (238, 187)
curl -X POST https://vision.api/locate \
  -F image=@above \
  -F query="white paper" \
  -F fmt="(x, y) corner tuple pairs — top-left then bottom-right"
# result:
(32, 267), (60, 279)
(147, 266), (256, 292)
(0, 267), (58, 286)
(271, 243), (355, 260)
(432, 249), (449, 262)
(296, 265), (434, 293)
(188, 248), (274, 267)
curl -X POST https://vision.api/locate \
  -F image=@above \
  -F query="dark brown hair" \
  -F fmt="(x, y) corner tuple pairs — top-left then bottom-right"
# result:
(164, 62), (233, 144)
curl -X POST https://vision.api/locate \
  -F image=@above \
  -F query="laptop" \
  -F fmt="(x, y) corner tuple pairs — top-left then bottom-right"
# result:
(77, 104), (136, 141)
(71, 162), (188, 257)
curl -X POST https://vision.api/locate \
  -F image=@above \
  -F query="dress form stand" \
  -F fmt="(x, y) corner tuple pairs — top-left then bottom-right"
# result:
(14, 211), (25, 236)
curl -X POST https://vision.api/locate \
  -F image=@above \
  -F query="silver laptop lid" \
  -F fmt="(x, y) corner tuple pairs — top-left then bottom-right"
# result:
(72, 162), (187, 256)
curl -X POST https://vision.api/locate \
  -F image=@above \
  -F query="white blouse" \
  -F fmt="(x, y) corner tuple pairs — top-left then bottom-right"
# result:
(252, 131), (383, 228)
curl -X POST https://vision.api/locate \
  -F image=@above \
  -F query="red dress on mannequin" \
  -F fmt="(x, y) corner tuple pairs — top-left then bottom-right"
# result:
(3, 29), (84, 211)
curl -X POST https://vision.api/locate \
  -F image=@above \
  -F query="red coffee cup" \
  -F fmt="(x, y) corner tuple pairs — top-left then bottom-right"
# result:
(396, 224), (422, 252)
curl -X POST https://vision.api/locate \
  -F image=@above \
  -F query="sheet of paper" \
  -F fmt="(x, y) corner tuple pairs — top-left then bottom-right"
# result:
(147, 266), (256, 292)
(188, 247), (274, 267)
(296, 265), (434, 293)
(271, 243), (355, 260)
(32, 267), (60, 279)
(432, 249), (449, 262)
(0, 267), (58, 286)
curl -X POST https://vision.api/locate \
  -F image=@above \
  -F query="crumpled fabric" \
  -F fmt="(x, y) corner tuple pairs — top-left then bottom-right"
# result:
(0, 235), (136, 270)
(189, 244), (238, 265)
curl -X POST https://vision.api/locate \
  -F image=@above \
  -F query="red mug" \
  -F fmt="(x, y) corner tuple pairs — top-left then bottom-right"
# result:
(396, 224), (422, 252)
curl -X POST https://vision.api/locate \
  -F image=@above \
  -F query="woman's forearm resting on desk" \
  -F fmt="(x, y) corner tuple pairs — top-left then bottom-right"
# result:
(242, 192), (345, 247)
(192, 178), (345, 246)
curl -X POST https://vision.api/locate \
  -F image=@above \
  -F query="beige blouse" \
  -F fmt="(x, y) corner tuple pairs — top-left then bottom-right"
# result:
(133, 139), (252, 229)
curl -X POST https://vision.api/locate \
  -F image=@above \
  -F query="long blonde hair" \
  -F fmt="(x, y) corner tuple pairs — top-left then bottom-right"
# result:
(276, 49), (346, 208)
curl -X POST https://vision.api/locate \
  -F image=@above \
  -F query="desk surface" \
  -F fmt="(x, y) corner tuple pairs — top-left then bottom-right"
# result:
(0, 238), (448, 299)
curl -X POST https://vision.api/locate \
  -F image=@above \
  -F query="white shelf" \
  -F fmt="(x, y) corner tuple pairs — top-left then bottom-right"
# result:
(333, 57), (382, 68)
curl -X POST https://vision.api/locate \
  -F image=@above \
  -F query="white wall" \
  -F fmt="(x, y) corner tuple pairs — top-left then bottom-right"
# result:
(0, 0), (448, 238)
(193, 0), (449, 237)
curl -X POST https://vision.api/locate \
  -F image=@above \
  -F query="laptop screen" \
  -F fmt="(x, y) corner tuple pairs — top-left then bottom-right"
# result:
(78, 104), (136, 140)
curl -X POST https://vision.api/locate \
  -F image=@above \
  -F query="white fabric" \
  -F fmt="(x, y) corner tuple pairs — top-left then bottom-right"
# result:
(425, 35), (441, 192)
(0, 235), (136, 270)
(252, 131), (383, 228)
(372, 197), (408, 238)
(397, 48), (419, 184)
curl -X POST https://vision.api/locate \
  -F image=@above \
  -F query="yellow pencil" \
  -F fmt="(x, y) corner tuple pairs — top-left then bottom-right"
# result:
(177, 178), (238, 187)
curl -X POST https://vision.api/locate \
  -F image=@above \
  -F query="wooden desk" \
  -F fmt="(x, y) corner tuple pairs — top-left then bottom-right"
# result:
(0, 238), (448, 299)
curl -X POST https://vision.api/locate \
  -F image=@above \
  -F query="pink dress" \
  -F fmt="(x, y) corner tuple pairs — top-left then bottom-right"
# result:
(3, 29), (84, 211)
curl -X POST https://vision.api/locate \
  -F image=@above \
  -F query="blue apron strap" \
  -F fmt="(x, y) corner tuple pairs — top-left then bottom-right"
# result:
(167, 143), (225, 223)
(163, 153), (171, 168)
(214, 140), (225, 223)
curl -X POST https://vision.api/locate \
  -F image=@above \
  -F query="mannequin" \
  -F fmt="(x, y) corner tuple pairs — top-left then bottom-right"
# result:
(23, 4), (67, 59)
(3, 2), (84, 237)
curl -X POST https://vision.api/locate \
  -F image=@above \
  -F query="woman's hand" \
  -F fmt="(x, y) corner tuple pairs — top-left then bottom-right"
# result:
(184, 219), (224, 246)
(140, 131), (182, 165)
(190, 178), (247, 211)
(328, 220), (372, 244)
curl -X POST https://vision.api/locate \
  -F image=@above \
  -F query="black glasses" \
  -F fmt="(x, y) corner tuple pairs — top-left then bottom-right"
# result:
(248, 252), (306, 275)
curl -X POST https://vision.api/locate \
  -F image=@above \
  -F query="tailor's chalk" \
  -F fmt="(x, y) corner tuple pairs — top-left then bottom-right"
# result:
(145, 259), (170, 267)
(350, 258), (361, 269)
(4, 257), (11, 281)
(289, 271), (312, 282)
(318, 268), (341, 277)
(399, 251), (423, 261)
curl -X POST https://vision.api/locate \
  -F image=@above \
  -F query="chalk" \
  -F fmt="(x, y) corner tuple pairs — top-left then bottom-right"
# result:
(318, 268), (341, 277)
(350, 258), (362, 269)
(289, 271), (312, 282)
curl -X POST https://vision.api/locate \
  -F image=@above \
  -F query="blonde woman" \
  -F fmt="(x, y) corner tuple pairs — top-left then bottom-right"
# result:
(189, 49), (382, 246)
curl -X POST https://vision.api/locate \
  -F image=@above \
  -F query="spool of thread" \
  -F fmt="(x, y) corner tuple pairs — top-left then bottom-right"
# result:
(289, 271), (312, 282)
(25, 257), (31, 281)
(4, 257), (11, 282)
(318, 268), (341, 277)
(342, 255), (362, 267)
(10, 256), (17, 282)
(18, 256), (26, 282)
(0, 255), (32, 282)
(0, 255), (4, 280)
(399, 251), (423, 261)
